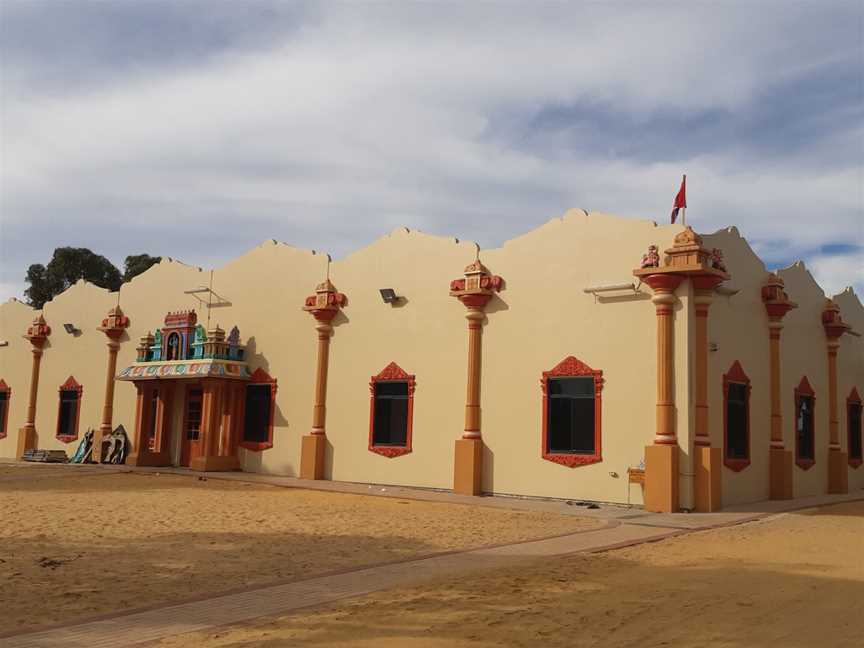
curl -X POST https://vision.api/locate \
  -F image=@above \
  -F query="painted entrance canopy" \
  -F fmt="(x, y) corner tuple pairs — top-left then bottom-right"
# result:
(117, 310), (251, 381)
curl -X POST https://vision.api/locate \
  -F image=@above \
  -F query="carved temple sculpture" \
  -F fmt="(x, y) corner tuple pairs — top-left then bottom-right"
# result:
(633, 227), (730, 513)
(117, 310), (252, 471)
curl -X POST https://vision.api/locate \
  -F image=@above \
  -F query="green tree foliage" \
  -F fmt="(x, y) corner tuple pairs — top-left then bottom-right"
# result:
(25, 247), (123, 309)
(123, 254), (162, 282)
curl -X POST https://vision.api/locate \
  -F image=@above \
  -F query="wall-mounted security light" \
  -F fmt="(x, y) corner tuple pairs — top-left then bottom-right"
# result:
(709, 342), (719, 352)
(379, 288), (398, 304)
(63, 323), (80, 335)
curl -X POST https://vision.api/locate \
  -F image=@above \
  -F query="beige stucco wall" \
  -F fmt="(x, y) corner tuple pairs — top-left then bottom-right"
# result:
(1, 211), (860, 508)
(834, 288), (864, 492)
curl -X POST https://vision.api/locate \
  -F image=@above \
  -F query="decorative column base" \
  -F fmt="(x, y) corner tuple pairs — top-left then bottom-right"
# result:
(828, 450), (849, 494)
(453, 438), (483, 496)
(300, 434), (326, 480)
(644, 444), (679, 513)
(190, 455), (240, 472)
(92, 426), (111, 463)
(17, 426), (37, 459)
(126, 450), (172, 467)
(693, 446), (722, 512)
(768, 448), (793, 500)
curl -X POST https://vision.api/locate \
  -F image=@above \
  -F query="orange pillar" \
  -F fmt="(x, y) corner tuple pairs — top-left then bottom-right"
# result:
(641, 274), (683, 513)
(17, 315), (51, 458)
(300, 278), (346, 480)
(95, 306), (129, 461)
(692, 276), (723, 512)
(762, 273), (796, 499)
(822, 299), (849, 494)
(450, 259), (503, 496)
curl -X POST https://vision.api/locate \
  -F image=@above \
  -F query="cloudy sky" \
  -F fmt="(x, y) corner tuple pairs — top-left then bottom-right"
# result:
(1, 1), (862, 302)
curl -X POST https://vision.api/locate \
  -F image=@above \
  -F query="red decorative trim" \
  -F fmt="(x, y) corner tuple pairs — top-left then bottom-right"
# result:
(0, 379), (10, 440)
(56, 376), (83, 443)
(368, 362), (415, 458)
(722, 361), (751, 472)
(239, 368), (277, 451)
(848, 387), (862, 468)
(641, 274), (684, 293)
(795, 376), (816, 470)
(691, 274), (725, 291)
(541, 356), (603, 467)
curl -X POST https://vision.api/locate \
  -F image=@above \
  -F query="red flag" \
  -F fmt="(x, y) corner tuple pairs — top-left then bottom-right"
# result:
(670, 175), (686, 224)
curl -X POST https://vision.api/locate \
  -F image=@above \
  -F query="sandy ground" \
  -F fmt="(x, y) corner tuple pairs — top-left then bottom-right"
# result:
(158, 501), (864, 648)
(0, 465), (597, 633)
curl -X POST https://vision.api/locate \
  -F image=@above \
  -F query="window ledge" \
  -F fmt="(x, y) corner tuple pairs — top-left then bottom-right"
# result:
(724, 458), (751, 472)
(542, 452), (601, 468)
(849, 458), (863, 469)
(369, 445), (411, 458)
(56, 434), (78, 444)
(240, 441), (273, 452)
(796, 458), (816, 471)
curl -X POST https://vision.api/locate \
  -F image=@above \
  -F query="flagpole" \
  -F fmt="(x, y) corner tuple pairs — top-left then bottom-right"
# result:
(682, 206), (686, 227)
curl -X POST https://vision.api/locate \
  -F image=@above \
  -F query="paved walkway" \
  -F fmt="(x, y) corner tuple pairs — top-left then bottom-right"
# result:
(3, 462), (863, 647)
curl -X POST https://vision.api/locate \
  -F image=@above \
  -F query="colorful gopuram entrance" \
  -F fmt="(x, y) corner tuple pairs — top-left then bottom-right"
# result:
(117, 310), (252, 471)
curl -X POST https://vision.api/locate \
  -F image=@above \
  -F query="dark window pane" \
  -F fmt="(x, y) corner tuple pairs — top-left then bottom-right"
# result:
(244, 385), (272, 443)
(571, 398), (596, 454)
(0, 391), (7, 435)
(372, 382), (409, 446)
(849, 404), (862, 461)
(58, 389), (79, 437)
(548, 377), (594, 397)
(547, 382), (596, 455)
(728, 383), (747, 404)
(797, 396), (814, 460)
(726, 401), (749, 459)
(376, 382), (409, 397)
(548, 398), (573, 453)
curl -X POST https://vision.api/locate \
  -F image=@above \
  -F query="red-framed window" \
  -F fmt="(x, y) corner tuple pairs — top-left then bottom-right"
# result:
(541, 356), (604, 467)
(56, 376), (83, 443)
(723, 361), (751, 471)
(0, 379), (10, 440)
(368, 362), (415, 458)
(794, 376), (816, 470)
(848, 387), (862, 468)
(241, 368), (277, 451)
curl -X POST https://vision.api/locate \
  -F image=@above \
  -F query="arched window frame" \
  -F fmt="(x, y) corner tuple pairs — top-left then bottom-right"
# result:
(541, 356), (604, 468)
(848, 387), (862, 468)
(794, 376), (816, 470)
(56, 376), (83, 444)
(0, 379), (11, 440)
(240, 368), (277, 451)
(722, 360), (752, 472)
(368, 362), (415, 458)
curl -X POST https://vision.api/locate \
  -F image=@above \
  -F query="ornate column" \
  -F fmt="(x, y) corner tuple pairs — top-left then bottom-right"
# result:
(18, 315), (51, 458)
(95, 306), (129, 461)
(300, 278), (346, 480)
(449, 259), (503, 495)
(634, 228), (728, 512)
(761, 274), (796, 499)
(823, 299), (849, 494)
(691, 272), (725, 512)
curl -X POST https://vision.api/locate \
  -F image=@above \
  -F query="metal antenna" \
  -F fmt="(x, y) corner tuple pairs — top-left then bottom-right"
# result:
(206, 270), (214, 329)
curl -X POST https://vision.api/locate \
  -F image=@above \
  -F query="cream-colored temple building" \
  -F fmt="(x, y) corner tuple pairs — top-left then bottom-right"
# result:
(1, 211), (862, 512)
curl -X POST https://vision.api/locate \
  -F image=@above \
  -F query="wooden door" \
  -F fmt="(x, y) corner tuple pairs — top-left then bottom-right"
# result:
(180, 386), (204, 467)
